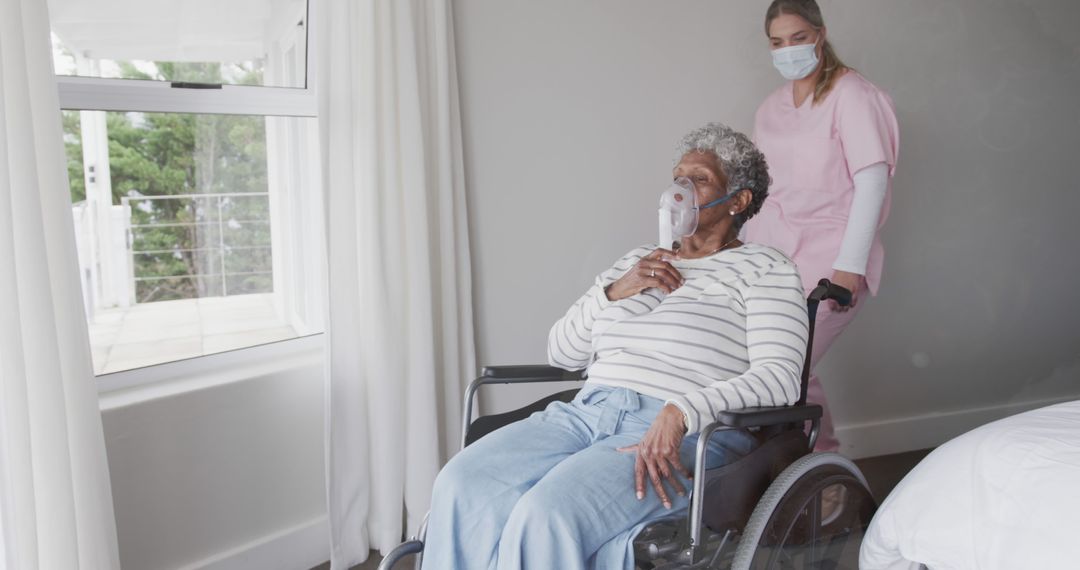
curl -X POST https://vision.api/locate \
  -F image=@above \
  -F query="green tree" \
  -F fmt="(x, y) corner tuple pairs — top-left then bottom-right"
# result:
(63, 61), (272, 303)
(62, 111), (85, 202)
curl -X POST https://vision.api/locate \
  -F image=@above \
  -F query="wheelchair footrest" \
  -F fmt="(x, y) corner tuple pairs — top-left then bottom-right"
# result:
(634, 520), (683, 560)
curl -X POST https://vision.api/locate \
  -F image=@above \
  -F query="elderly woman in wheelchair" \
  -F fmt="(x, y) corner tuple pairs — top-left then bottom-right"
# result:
(389, 123), (873, 570)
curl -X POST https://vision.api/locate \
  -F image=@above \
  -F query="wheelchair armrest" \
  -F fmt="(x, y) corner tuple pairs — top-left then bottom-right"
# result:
(686, 403), (823, 556)
(462, 365), (586, 450)
(480, 365), (586, 383)
(716, 403), (822, 429)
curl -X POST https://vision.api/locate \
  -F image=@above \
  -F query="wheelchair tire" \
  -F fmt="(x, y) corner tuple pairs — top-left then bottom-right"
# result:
(730, 452), (875, 570)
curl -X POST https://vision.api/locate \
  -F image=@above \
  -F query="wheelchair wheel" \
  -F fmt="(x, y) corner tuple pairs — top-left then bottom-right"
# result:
(730, 452), (875, 570)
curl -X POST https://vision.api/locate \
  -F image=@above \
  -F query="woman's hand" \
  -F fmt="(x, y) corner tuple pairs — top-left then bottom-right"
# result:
(605, 249), (684, 301)
(828, 270), (864, 312)
(617, 404), (691, 509)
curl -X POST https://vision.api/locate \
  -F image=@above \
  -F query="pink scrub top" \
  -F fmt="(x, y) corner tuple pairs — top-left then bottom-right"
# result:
(744, 71), (899, 296)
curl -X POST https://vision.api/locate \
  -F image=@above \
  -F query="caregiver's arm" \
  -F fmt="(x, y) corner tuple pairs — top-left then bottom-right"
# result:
(829, 161), (889, 304)
(833, 162), (888, 274)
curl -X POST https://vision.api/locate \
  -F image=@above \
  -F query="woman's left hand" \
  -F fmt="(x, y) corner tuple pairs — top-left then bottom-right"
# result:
(617, 404), (691, 509)
(828, 270), (864, 312)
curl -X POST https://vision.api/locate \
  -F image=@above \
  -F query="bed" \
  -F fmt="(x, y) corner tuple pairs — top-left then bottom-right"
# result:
(859, 399), (1080, 570)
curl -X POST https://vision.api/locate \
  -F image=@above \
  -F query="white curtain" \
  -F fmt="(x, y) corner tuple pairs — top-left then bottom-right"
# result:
(316, 0), (476, 567)
(0, 0), (121, 567)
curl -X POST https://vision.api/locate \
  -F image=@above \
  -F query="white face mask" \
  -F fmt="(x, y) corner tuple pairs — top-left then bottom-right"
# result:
(658, 177), (739, 250)
(771, 41), (820, 80)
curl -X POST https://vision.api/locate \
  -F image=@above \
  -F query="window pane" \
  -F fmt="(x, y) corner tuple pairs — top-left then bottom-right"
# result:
(64, 109), (324, 374)
(50, 0), (309, 89)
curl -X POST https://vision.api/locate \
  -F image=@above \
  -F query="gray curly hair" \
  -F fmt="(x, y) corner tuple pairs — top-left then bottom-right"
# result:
(674, 123), (770, 230)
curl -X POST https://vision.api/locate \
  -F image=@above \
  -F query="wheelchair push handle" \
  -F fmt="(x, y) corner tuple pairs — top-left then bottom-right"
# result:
(797, 279), (852, 408)
(807, 278), (852, 308)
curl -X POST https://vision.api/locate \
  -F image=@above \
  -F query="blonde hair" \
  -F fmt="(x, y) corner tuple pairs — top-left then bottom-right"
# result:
(765, 0), (849, 105)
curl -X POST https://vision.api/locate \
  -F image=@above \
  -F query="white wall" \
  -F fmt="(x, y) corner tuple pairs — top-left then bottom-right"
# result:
(99, 341), (327, 570)
(453, 0), (1080, 457)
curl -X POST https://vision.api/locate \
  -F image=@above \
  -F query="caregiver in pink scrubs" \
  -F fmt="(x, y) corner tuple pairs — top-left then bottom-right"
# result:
(743, 0), (899, 452)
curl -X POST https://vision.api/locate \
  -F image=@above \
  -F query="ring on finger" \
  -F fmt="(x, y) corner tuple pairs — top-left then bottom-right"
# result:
(650, 269), (656, 278)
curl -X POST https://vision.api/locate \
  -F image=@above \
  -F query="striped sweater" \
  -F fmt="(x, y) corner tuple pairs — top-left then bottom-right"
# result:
(547, 243), (810, 433)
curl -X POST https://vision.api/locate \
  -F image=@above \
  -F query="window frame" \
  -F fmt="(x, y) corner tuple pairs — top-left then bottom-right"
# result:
(56, 77), (317, 117)
(55, 0), (324, 390)
(95, 333), (324, 396)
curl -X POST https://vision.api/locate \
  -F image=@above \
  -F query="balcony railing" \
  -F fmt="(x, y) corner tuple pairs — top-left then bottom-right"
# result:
(121, 192), (272, 303)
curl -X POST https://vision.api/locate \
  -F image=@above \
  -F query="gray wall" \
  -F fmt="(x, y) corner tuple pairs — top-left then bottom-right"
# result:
(453, 0), (1080, 456)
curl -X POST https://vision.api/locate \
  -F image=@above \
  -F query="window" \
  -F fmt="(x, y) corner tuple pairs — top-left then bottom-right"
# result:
(54, 0), (324, 375)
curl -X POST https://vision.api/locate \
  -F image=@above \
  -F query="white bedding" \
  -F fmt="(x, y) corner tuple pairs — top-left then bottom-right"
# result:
(860, 399), (1080, 570)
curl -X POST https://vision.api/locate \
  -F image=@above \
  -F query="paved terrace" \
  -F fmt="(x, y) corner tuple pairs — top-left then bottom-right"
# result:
(88, 293), (297, 375)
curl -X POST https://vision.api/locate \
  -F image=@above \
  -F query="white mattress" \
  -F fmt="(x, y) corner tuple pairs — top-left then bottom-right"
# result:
(860, 399), (1080, 570)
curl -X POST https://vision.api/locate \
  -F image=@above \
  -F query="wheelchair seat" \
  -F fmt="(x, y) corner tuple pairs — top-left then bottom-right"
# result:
(463, 389), (579, 447)
(378, 280), (877, 570)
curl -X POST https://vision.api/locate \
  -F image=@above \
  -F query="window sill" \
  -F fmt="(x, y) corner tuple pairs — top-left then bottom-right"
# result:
(97, 333), (325, 411)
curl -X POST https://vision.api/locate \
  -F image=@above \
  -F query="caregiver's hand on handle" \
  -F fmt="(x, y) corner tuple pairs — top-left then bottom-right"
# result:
(618, 403), (691, 510)
(605, 248), (685, 300)
(828, 270), (863, 312)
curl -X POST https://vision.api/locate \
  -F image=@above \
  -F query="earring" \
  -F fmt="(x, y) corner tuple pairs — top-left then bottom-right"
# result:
(729, 210), (737, 215)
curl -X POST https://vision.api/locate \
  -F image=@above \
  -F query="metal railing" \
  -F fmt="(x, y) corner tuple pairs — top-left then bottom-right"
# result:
(121, 192), (272, 302)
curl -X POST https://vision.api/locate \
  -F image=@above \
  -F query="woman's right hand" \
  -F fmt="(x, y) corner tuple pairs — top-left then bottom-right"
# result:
(605, 248), (684, 301)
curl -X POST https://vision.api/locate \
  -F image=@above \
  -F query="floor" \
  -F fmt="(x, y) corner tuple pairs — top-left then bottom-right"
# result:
(309, 447), (934, 570)
(854, 448), (934, 504)
(87, 293), (297, 374)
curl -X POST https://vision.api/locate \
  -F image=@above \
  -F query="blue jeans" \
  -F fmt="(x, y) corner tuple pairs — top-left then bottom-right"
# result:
(421, 384), (759, 570)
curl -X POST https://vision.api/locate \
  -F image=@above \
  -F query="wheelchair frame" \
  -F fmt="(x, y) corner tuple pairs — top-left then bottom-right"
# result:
(378, 279), (873, 570)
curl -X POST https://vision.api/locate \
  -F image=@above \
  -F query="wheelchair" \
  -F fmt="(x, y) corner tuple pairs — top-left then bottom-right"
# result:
(379, 279), (876, 570)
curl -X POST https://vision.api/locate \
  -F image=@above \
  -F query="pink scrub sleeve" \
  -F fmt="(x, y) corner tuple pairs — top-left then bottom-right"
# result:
(837, 82), (900, 177)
